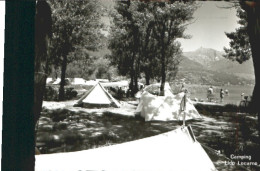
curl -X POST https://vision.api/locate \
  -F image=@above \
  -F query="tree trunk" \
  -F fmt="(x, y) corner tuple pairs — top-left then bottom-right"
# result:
(160, 26), (166, 96)
(134, 52), (140, 93)
(160, 49), (166, 96)
(58, 55), (67, 101)
(241, 1), (260, 138)
(34, 0), (52, 126)
(134, 68), (138, 93)
(129, 51), (135, 97)
(145, 68), (150, 85)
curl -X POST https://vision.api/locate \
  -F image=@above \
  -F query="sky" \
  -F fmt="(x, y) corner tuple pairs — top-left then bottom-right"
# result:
(178, 1), (240, 52)
(100, 1), (240, 52)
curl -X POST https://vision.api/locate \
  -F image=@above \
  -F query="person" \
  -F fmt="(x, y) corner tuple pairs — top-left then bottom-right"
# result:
(241, 93), (245, 100)
(220, 89), (224, 103)
(179, 83), (185, 93)
(225, 89), (229, 96)
(207, 86), (213, 102)
(180, 89), (188, 126)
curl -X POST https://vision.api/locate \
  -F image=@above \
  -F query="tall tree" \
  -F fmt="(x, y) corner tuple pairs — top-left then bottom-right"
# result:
(109, 1), (195, 94)
(239, 1), (260, 116)
(224, 1), (260, 137)
(48, 0), (103, 100)
(148, 2), (196, 95)
(34, 0), (52, 126)
(223, 7), (251, 64)
(109, 0), (140, 95)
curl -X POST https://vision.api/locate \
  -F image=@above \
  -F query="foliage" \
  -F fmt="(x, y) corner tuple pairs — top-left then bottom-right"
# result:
(49, 0), (103, 62)
(223, 7), (251, 64)
(44, 85), (77, 101)
(48, 0), (103, 100)
(108, 1), (196, 94)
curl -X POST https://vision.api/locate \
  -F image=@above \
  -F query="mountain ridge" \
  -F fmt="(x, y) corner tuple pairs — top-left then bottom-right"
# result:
(177, 47), (255, 85)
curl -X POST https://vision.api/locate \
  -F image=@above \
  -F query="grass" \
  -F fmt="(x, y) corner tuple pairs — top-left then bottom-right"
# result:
(37, 89), (259, 170)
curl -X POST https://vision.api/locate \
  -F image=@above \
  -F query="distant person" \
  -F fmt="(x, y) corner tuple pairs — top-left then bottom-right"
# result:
(126, 88), (131, 98)
(225, 89), (229, 96)
(180, 89), (188, 126)
(207, 86), (214, 102)
(220, 89), (224, 103)
(179, 83), (185, 93)
(241, 93), (245, 100)
(117, 87), (123, 99)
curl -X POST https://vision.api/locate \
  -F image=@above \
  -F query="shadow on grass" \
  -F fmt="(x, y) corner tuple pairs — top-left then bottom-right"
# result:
(37, 106), (260, 170)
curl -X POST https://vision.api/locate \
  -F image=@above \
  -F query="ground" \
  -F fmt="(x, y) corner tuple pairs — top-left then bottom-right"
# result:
(36, 99), (259, 170)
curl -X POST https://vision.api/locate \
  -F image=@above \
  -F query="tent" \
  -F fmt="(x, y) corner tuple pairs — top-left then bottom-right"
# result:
(70, 78), (87, 85)
(35, 126), (216, 171)
(52, 78), (71, 85)
(74, 82), (120, 108)
(46, 77), (53, 84)
(135, 83), (201, 121)
(52, 78), (61, 85)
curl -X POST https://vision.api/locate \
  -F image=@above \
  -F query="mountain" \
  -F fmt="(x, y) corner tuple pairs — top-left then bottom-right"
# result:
(183, 47), (254, 79)
(177, 47), (255, 85)
(183, 47), (224, 68)
(209, 58), (254, 80)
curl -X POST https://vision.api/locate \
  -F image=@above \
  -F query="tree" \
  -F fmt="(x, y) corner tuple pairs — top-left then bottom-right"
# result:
(109, 1), (196, 95)
(109, 1), (141, 95)
(145, 2), (196, 95)
(224, 0), (260, 137)
(48, 0), (103, 100)
(223, 7), (251, 64)
(34, 0), (52, 126)
(239, 1), (260, 114)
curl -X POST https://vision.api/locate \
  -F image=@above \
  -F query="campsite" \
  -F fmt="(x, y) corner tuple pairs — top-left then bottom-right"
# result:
(12, 0), (257, 170)
(35, 80), (259, 170)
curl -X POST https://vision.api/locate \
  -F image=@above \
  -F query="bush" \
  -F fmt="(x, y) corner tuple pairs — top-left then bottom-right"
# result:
(65, 87), (78, 100)
(44, 86), (59, 101)
(44, 85), (78, 101)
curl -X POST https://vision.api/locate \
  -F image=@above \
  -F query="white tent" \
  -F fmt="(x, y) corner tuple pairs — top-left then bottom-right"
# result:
(101, 80), (129, 87)
(52, 78), (71, 85)
(35, 126), (216, 171)
(52, 78), (61, 85)
(84, 80), (98, 86)
(70, 78), (87, 85)
(74, 82), (120, 108)
(135, 83), (201, 121)
(46, 77), (53, 84)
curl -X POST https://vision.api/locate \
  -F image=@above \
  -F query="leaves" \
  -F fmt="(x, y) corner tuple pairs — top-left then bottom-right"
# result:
(223, 7), (252, 64)
(108, 1), (196, 83)
(48, 0), (103, 65)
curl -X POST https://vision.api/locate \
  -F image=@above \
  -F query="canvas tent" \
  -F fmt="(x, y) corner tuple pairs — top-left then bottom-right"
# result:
(52, 78), (61, 85)
(52, 78), (71, 85)
(35, 126), (216, 171)
(70, 78), (87, 85)
(136, 83), (201, 121)
(74, 82), (120, 108)
(46, 77), (53, 84)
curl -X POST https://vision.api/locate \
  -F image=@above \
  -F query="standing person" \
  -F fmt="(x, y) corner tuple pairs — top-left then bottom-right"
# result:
(241, 93), (245, 100)
(207, 86), (213, 102)
(220, 88), (224, 103)
(180, 89), (188, 126)
(179, 83), (185, 93)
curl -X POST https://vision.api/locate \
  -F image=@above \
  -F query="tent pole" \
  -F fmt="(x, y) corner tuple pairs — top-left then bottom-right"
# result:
(181, 90), (187, 126)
